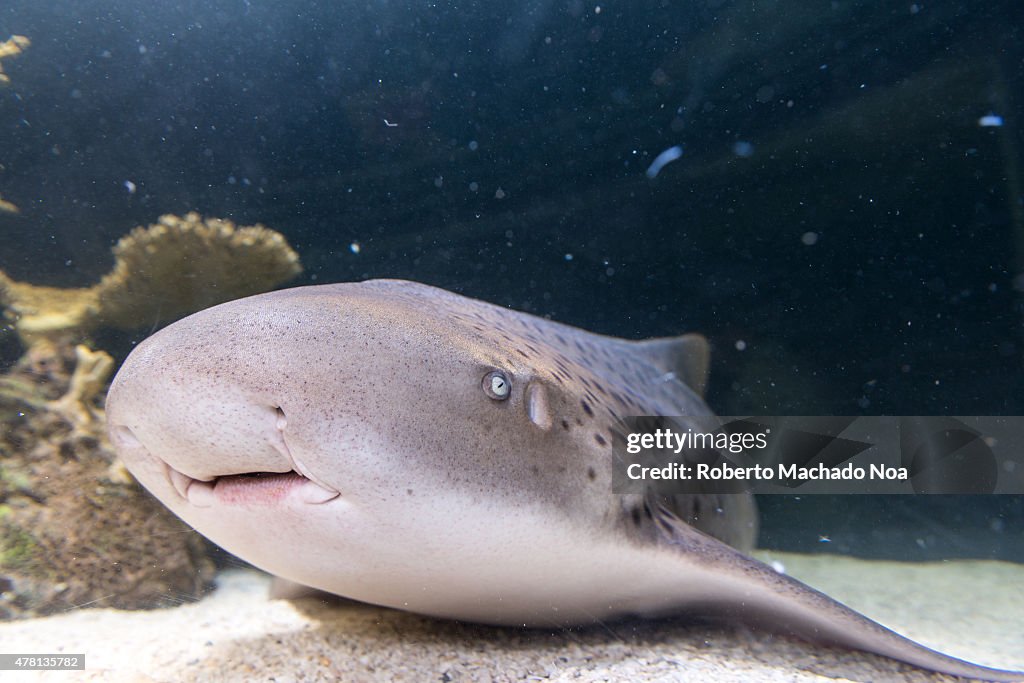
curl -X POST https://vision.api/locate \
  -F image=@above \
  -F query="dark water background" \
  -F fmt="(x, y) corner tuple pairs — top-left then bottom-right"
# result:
(1, 1), (1022, 560)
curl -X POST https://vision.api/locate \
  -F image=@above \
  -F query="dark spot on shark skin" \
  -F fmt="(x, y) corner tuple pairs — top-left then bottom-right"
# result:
(594, 434), (607, 446)
(587, 467), (597, 481)
(407, 489), (414, 496)
(560, 419), (570, 431)
(581, 400), (594, 417)
(531, 465), (540, 475)
(516, 348), (529, 358)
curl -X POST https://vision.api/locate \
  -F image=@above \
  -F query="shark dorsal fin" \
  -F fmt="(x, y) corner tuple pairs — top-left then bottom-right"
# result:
(633, 333), (710, 397)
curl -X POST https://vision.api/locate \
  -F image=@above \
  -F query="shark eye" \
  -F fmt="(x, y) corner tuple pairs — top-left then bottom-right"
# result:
(482, 370), (511, 400)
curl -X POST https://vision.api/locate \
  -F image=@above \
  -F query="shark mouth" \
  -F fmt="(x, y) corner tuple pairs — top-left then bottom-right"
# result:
(167, 466), (340, 507)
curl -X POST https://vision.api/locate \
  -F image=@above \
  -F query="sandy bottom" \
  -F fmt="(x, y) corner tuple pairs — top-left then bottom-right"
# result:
(1, 552), (1021, 683)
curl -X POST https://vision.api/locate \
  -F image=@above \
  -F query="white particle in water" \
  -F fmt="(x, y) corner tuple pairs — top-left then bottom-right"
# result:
(645, 145), (683, 179)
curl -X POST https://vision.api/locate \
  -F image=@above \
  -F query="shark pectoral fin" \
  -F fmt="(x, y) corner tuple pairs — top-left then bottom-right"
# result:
(268, 577), (359, 604)
(642, 501), (1024, 683)
(270, 577), (371, 618)
(269, 576), (323, 600)
(633, 333), (710, 396)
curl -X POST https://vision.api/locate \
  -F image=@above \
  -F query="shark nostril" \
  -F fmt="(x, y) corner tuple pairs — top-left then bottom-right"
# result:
(274, 406), (287, 430)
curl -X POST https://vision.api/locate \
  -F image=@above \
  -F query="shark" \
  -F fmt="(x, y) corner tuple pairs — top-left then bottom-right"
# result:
(105, 279), (1023, 682)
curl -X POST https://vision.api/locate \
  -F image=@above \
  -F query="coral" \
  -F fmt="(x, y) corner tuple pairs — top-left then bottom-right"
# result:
(0, 341), (215, 619)
(96, 212), (302, 329)
(0, 274), (98, 346)
(46, 345), (114, 434)
(0, 35), (29, 85)
(0, 212), (302, 347)
(0, 36), (30, 213)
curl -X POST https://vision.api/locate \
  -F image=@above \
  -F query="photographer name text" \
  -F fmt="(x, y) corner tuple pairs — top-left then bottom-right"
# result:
(626, 461), (909, 482)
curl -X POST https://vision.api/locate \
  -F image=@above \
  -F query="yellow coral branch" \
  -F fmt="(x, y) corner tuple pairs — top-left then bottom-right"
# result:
(47, 344), (114, 430)
(0, 35), (30, 85)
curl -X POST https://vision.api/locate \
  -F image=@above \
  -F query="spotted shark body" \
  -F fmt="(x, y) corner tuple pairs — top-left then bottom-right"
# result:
(106, 279), (1023, 682)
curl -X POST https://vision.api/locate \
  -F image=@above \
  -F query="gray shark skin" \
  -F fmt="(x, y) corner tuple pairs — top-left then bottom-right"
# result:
(105, 279), (1022, 682)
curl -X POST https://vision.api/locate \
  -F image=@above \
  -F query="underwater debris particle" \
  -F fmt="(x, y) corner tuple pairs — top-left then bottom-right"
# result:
(978, 114), (1004, 127)
(645, 145), (683, 179)
(733, 141), (754, 158)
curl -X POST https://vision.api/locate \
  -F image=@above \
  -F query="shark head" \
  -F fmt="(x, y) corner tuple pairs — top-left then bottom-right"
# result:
(106, 279), (714, 620)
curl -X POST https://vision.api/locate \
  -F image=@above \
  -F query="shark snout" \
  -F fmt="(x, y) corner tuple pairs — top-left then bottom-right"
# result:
(106, 329), (339, 509)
